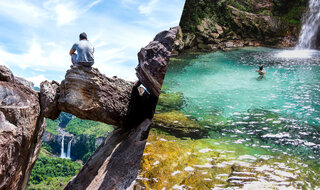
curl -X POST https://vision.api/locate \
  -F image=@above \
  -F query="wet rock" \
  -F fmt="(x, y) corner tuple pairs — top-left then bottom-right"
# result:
(135, 130), (320, 189)
(136, 27), (177, 97)
(175, 0), (307, 54)
(215, 24), (224, 34)
(211, 33), (220, 39)
(152, 111), (207, 139)
(225, 41), (236, 48)
(157, 92), (184, 112)
(172, 26), (185, 56)
(0, 75), (45, 190)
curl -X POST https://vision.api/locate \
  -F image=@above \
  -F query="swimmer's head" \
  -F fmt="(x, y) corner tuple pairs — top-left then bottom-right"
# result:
(259, 65), (263, 70)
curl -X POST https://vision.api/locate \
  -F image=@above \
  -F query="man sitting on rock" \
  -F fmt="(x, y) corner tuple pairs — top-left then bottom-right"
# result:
(69, 32), (95, 67)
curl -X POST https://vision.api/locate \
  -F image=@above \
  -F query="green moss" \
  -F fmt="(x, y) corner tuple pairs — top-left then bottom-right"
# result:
(152, 111), (207, 138)
(153, 111), (201, 129)
(157, 92), (184, 112)
(278, 5), (306, 27)
(228, 1), (248, 12)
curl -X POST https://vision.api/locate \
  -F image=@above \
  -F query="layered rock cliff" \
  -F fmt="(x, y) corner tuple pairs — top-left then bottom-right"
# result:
(173, 0), (308, 54)
(0, 66), (45, 190)
(63, 27), (177, 190)
(0, 27), (177, 190)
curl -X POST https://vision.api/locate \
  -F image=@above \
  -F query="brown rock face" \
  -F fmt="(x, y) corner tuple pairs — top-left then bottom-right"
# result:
(41, 27), (177, 129)
(0, 27), (176, 190)
(62, 28), (177, 190)
(136, 27), (177, 97)
(41, 66), (155, 128)
(14, 76), (34, 90)
(175, 0), (308, 53)
(40, 80), (60, 119)
(0, 74), (45, 190)
(0, 65), (14, 83)
(64, 119), (152, 190)
(59, 66), (135, 127)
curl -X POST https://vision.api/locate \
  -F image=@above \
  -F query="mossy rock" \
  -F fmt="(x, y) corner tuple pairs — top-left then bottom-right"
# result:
(152, 111), (207, 139)
(135, 131), (320, 189)
(197, 114), (228, 130)
(156, 92), (184, 112)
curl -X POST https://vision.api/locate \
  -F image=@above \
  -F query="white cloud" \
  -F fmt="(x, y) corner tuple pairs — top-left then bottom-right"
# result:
(0, 0), (46, 26)
(88, 0), (103, 8)
(54, 4), (78, 26)
(95, 41), (108, 48)
(26, 75), (48, 87)
(0, 39), (69, 72)
(138, 0), (159, 16)
(120, 0), (138, 8)
(0, 0), (185, 84)
(42, 0), (79, 26)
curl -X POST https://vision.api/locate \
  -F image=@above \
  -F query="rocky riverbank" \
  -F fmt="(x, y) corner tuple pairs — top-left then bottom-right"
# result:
(173, 0), (308, 54)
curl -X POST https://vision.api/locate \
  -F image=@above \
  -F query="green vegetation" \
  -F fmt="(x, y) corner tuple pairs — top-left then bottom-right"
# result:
(27, 151), (81, 190)
(28, 177), (72, 190)
(72, 135), (96, 163)
(43, 114), (114, 162)
(65, 118), (113, 138)
(46, 119), (59, 136)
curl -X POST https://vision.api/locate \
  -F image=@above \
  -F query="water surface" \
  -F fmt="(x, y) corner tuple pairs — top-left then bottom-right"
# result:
(165, 47), (320, 158)
(137, 47), (320, 189)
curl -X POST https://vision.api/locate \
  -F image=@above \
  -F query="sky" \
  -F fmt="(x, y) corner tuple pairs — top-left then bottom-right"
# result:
(0, 0), (185, 86)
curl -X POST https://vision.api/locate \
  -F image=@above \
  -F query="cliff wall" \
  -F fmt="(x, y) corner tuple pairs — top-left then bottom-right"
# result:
(174, 0), (308, 54)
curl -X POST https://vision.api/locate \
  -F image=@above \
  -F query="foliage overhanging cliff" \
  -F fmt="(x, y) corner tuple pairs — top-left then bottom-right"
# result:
(174, 0), (308, 53)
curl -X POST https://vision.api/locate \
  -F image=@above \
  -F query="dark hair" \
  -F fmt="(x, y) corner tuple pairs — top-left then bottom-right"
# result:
(259, 65), (263, 70)
(79, 32), (87, 40)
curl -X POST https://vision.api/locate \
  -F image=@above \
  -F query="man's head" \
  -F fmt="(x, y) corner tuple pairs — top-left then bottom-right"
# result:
(79, 32), (87, 40)
(259, 65), (263, 71)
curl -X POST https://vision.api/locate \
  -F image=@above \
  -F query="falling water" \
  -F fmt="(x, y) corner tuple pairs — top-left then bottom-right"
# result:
(66, 138), (73, 159)
(297, 0), (320, 49)
(60, 135), (66, 158)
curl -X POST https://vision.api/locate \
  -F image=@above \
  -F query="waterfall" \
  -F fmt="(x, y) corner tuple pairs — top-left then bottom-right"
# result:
(60, 135), (66, 158)
(66, 138), (73, 159)
(297, 0), (320, 49)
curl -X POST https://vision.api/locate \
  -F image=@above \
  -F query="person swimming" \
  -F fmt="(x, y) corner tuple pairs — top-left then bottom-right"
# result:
(256, 65), (265, 80)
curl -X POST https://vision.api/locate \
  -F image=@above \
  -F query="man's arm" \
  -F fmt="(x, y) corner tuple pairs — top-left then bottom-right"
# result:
(69, 48), (76, 56)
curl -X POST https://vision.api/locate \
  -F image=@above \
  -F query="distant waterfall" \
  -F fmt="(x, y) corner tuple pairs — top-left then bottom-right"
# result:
(60, 135), (66, 158)
(66, 138), (73, 159)
(297, 0), (320, 49)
